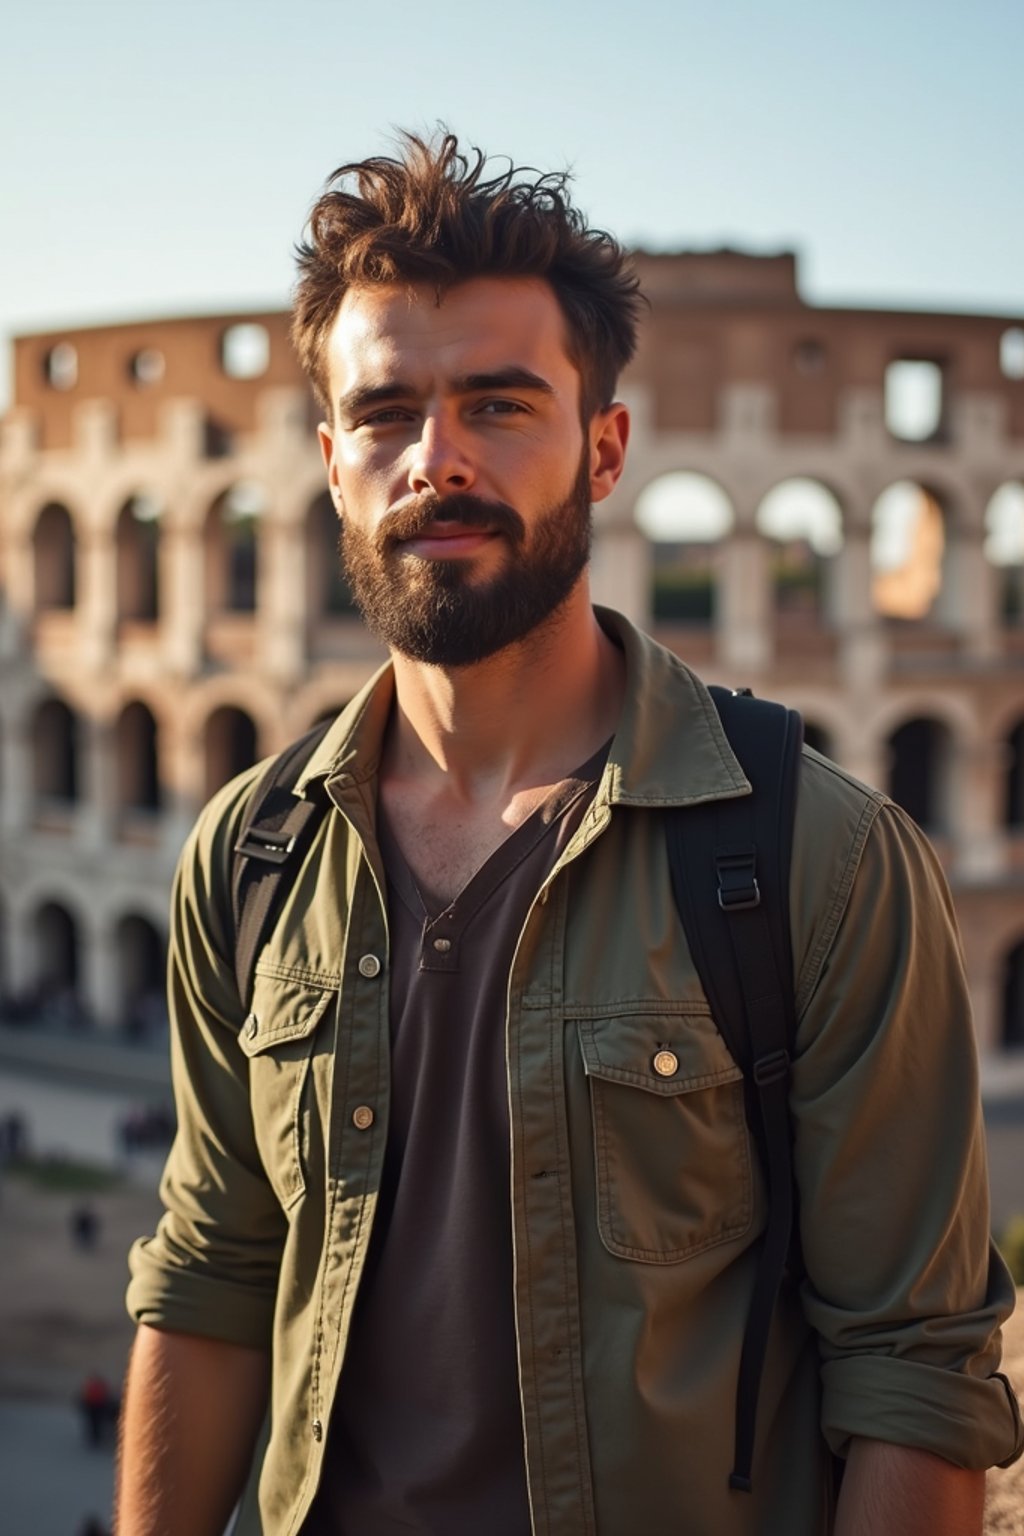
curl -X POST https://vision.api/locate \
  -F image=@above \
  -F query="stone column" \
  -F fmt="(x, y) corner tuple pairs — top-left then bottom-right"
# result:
(162, 526), (204, 676)
(0, 713), (31, 834)
(81, 911), (121, 1033)
(79, 716), (117, 853)
(938, 532), (999, 661)
(259, 517), (306, 685)
(833, 518), (886, 694)
(953, 739), (1008, 881)
(77, 529), (117, 672)
(591, 519), (649, 628)
(716, 532), (772, 677)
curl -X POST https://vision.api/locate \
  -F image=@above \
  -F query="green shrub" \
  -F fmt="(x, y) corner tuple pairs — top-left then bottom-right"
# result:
(997, 1215), (1024, 1285)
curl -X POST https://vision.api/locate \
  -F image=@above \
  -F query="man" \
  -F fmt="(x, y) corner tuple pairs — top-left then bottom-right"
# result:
(119, 133), (1022, 1535)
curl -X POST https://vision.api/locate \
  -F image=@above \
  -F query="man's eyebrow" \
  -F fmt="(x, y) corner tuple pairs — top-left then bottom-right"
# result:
(453, 367), (555, 397)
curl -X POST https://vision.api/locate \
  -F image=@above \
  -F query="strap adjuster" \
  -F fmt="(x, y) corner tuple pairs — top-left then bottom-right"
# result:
(752, 1049), (790, 1086)
(716, 848), (760, 911)
(234, 828), (297, 865)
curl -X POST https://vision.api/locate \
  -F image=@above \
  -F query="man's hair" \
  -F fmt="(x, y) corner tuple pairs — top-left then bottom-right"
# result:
(292, 130), (644, 422)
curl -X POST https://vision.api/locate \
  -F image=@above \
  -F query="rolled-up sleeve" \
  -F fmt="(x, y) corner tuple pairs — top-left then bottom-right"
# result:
(791, 785), (1023, 1469)
(126, 769), (286, 1349)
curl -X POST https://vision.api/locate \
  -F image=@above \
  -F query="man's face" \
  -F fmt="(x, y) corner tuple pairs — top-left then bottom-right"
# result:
(317, 276), (624, 666)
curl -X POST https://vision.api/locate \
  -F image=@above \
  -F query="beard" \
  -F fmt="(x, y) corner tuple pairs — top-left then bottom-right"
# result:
(338, 450), (593, 667)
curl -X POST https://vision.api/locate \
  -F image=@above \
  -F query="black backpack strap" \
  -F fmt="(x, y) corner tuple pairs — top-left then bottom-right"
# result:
(230, 719), (334, 1009)
(665, 685), (803, 1494)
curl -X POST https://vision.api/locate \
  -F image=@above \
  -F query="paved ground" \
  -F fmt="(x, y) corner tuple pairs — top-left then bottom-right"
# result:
(0, 1060), (1022, 1533)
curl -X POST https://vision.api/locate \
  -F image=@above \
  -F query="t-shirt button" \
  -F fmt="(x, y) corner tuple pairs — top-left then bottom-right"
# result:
(652, 1049), (679, 1078)
(357, 954), (382, 978)
(352, 1105), (375, 1131)
(432, 938), (452, 954)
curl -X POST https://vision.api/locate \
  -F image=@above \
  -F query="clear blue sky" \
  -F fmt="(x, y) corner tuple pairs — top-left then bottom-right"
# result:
(1, 0), (1021, 412)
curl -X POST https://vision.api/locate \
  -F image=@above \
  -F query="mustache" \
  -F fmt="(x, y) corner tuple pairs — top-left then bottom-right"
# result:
(375, 494), (526, 553)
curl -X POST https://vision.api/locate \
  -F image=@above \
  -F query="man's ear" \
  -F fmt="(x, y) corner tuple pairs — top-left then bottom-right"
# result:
(317, 422), (344, 512)
(588, 403), (630, 505)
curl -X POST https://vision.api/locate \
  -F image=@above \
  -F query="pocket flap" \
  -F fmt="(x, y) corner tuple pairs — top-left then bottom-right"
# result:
(578, 1015), (742, 1096)
(238, 974), (335, 1058)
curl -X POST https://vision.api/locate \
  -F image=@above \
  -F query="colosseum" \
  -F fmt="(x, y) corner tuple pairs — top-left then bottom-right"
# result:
(0, 250), (1022, 1057)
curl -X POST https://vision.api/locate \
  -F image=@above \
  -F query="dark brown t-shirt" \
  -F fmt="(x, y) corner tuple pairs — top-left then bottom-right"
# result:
(307, 748), (606, 1535)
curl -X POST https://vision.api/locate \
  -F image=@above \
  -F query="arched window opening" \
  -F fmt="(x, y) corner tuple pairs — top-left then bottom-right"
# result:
(34, 901), (81, 1022)
(756, 479), (843, 620)
(307, 492), (357, 617)
(116, 914), (167, 1036)
(984, 483), (1024, 626)
(1001, 328), (1024, 382)
(43, 342), (78, 391)
(116, 702), (161, 814)
(635, 473), (734, 623)
(207, 483), (266, 613)
(116, 494), (161, 623)
(221, 323), (270, 380)
(32, 698), (79, 806)
(871, 483), (946, 621)
(1002, 940), (1024, 1051)
(204, 706), (258, 798)
(802, 720), (834, 759)
(884, 359), (945, 443)
(887, 717), (952, 833)
(1005, 721), (1024, 830)
(33, 502), (76, 611)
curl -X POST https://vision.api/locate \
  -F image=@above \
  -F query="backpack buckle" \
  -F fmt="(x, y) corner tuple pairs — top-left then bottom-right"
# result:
(716, 849), (760, 911)
(234, 828), (297, 865)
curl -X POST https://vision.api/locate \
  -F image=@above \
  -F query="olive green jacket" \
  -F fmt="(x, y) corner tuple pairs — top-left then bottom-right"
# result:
(128, 609), (1022, 1535)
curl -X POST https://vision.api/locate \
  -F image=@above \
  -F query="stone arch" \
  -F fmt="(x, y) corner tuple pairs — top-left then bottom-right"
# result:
(116, 494), (161, 622)
(204, 704), (259, 798)
(306, 490), (356, 618)
(32, 502), (76, 610)
(33, 899), (81, 1016)
(205, 482), (267, 614)
(634, 471), (734, 624)
(870, 480), (950, 622)
(1004, 716), (1024, 830)
(32, 696), (79, 805)
(1000, 937), (1024, 1050)
(984, 482), (1024, 627)
(755, 477), (844, 623)
(115, 701), (161, 813)
(115, 912), (167, 1035)
(886, 715), (955, 834)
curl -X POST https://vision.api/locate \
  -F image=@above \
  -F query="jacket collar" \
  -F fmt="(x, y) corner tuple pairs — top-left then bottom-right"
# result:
(293, 607), (750, 810)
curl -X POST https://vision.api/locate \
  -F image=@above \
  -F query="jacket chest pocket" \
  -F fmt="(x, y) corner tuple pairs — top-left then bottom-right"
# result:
(578, 1013), (753, 1264)
(238, 975), (336, 1210)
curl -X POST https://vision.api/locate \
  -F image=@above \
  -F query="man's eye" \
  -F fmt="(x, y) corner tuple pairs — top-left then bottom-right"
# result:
(359, 408), (412, 427)
(477, 399), (527, 416)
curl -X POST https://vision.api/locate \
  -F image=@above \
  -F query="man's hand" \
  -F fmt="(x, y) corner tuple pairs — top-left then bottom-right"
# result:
(834, 1436), (986, 1536)
(115, 1323), (270, 1536)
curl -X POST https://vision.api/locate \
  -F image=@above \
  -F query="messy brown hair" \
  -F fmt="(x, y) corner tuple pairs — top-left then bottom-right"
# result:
(292, 130), (644, 423)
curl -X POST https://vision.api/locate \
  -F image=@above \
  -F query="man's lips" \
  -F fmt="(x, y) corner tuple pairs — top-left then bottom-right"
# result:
(399, 523), (500, 556)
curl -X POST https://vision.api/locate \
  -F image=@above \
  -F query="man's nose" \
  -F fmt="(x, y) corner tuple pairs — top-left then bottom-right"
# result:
(407, 414), (475, 497)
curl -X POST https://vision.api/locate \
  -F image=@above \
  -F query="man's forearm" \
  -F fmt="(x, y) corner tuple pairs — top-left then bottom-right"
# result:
(834, 1436), (986, 1536)
(115, 1323), (270, 1536)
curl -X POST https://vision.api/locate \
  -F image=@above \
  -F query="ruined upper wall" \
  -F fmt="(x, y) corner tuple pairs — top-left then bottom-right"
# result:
(8, 253), (1024, 450)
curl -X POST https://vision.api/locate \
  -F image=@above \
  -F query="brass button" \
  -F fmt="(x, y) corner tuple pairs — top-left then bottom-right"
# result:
(352, 1105), (375, 1131)
(432, 938), (452, 954)
(311, 1418), (323, 1442)
(244, 1013), (258, 1040)
(357, 954), (381, 978)
(652, 1049), (679, 1078)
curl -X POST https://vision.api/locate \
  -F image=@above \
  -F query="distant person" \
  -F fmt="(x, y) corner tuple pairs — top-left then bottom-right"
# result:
(118, 131), (1023, 1534)
(70, 1203), (100, 1251)
(78, 1374), (116, 1448)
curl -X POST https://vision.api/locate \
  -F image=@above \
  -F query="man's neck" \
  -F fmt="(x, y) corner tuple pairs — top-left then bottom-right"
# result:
(382, 588), (624, 807)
